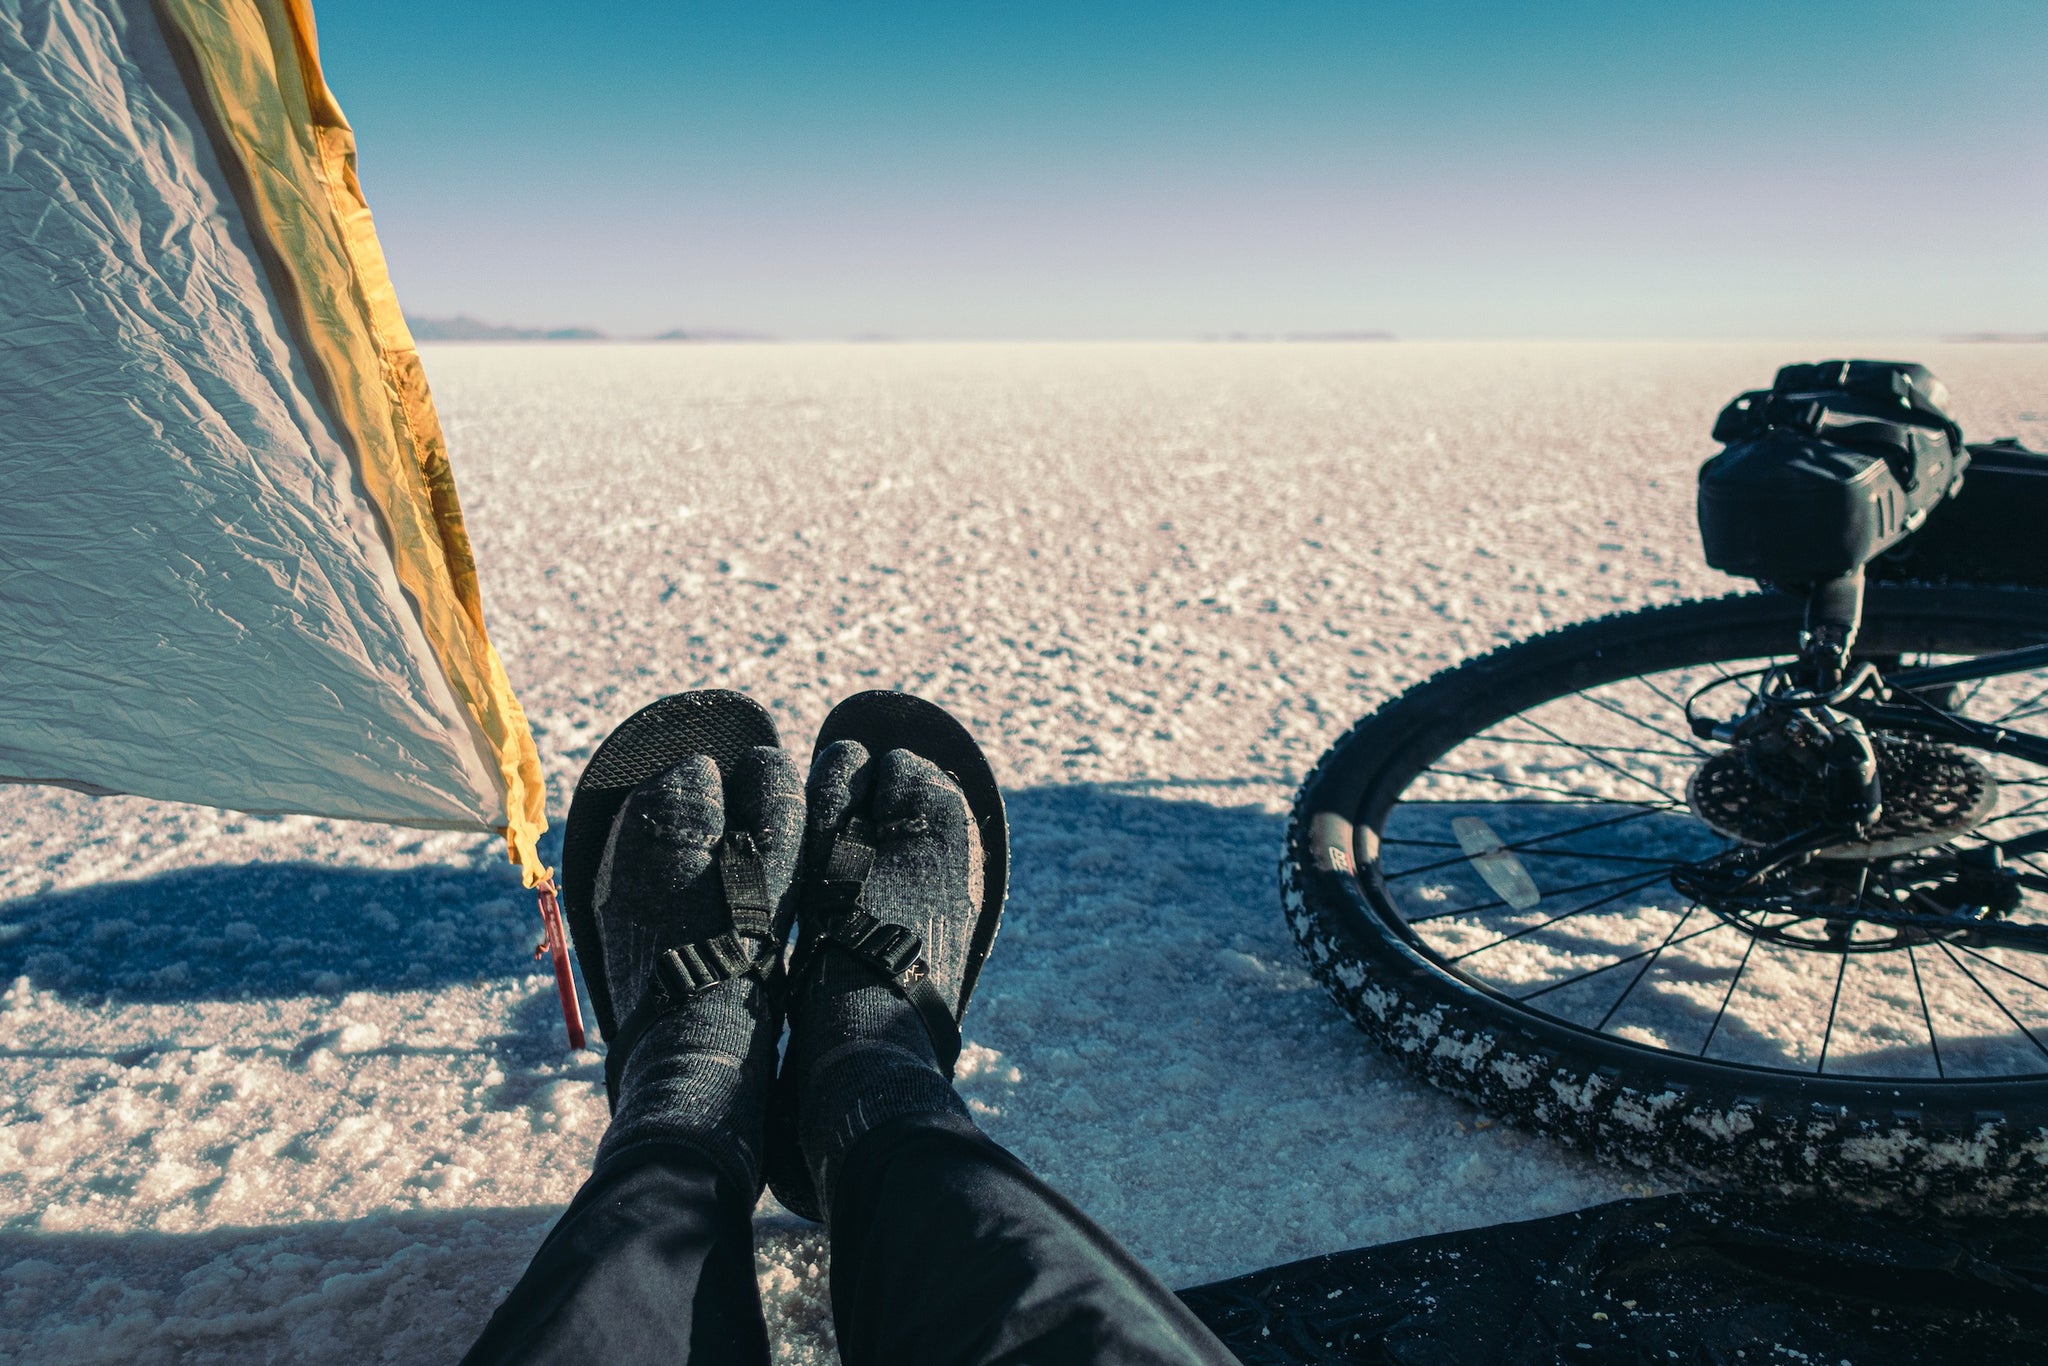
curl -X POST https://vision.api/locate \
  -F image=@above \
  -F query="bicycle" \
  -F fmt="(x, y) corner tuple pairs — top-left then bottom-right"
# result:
(1282, 360), (2048, 1195)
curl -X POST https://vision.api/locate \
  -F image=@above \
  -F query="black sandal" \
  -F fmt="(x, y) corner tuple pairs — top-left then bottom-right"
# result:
(766, 691), (1009, 1221)
(561, 690), (784, 1059)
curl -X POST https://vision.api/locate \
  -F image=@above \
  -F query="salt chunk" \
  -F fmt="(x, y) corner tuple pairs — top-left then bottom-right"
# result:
(4, 1258), (60, 1284)
(1061, 1085), (1105, 1120)
(954, 1042), (1021, 1084)
(334, 1022), (383, 1054)
(531, 1079), (598, 1133)
(1220, 949), (1266, 978)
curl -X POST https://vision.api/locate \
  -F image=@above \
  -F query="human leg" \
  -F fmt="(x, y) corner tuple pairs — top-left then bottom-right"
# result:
(466, 696), (805, 1364)
(460, 1141), (768, 1366)
(777, 707), (1234, 1365)
(828, 1114), (1238, 1366)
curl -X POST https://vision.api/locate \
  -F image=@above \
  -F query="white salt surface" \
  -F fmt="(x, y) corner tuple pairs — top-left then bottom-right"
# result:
(4, 342), (2045, 1362)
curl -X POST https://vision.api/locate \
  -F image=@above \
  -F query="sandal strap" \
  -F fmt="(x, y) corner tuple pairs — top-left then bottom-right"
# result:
(815, 907), (962, 1075)
(604, 832), (783, 1109)
(809, 814), (876, 914)
(793, 816), (963, 1076)
(720, 830), (776, 939)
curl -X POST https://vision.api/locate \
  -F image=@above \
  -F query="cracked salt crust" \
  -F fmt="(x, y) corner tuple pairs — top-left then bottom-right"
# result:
(3, 341), (2044, 1362)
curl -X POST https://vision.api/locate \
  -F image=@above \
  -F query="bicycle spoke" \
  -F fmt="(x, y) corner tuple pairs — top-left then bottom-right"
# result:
(1422, 768), (1638, 802)
(1635, 674), (1709, 742)
(1700, 933), (1759, 1058)
(1510, 714), (1688, 806)
(1934, 942), (2048, 1064)
(1476, 733), (1701, 762)
(1383, 839), (1705, 869)
(1990, 678), (2048, 726)
(1974, 827), (2048, 880)
(1342, 595), (2048, 1090)
(1816, 944), (1851, 1074)
(1978, 796), (2048, 828)
(1951, 942), (2048, 998)
(1385, 807), (1675, 881)
(1574, 688), (1711, 757)
(1409, 868), (1677, 925)
(1908, 945), (1944, 1079)
(1955, 673), (1993, 716)
(1594, 904), (1699, 1031)
(1446, 846), (1705, 868)
(1447, 872), (1674, 963)
(1515, 919), (1729, 1002)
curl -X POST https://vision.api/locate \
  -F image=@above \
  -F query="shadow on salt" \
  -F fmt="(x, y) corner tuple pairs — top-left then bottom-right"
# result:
(1381, 800), (2048, 1082)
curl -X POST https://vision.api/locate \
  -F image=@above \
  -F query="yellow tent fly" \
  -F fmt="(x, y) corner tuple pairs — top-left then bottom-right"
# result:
(0, 0), (583, 1044)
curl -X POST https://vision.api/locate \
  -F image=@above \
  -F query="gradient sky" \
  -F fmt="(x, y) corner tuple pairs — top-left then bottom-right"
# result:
(315, 1), (2047, 340)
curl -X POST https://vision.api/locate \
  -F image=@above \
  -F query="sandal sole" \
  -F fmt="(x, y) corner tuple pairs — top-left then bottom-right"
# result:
(768, 690), (1009, 1221)
(562, 689), (782, 1040)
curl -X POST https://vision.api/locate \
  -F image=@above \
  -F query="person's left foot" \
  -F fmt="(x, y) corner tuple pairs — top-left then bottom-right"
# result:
(778, 742), (982, 1217)
(589, 745), (803, 1195)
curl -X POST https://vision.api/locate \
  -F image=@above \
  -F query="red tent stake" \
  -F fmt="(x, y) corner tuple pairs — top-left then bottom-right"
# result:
(533, 877), (587, 1050)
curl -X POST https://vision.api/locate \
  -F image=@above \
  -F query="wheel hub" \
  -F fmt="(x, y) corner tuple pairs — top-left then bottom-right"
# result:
(1686, 734), (1999, 859)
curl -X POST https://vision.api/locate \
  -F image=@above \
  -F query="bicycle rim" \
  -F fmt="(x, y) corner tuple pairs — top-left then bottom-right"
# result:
(1352, 592), (2048, 1085)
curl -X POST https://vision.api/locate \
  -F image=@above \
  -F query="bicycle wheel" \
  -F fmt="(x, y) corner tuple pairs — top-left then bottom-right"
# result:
(1284, 585), (2048, 1196)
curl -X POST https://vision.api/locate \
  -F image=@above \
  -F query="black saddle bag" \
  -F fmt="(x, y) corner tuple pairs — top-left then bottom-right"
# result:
(1869, 437), (2048, 588)
(1697, 360), (1970, 584)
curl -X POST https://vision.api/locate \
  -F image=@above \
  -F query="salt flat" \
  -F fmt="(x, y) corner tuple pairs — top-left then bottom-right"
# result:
(4, 341), (2044, 1362)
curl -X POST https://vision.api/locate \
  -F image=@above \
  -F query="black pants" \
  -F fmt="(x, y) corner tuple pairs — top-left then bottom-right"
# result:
(463, 1114), (1238, 1366)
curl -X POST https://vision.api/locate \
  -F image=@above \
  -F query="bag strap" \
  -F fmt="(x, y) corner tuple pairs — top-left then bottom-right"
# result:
(1772, 360), (1954, 428)
(1712, 393), (1959, 491)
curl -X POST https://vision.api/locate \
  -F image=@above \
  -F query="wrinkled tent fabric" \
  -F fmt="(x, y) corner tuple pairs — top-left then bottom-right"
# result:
(0, 0), (547, 881)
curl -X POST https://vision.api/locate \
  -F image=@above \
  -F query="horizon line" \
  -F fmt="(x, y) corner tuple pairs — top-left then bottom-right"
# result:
(403, 314), (2045, 347)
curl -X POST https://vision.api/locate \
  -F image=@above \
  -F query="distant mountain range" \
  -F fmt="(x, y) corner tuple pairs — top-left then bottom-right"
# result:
(404, 315), (774, 343)
(1201, 330), (1397, 343)
(406, 316), (1413, 344)
(1943, 332), (2048, 343)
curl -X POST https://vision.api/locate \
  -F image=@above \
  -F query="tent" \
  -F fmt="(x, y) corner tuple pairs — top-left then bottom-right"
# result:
(0, 0), (582, 1043)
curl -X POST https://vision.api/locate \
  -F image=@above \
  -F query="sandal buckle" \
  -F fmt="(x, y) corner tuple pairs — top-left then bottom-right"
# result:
(656, 931), (752, 997)
(852, 919), (923, 975)
(822, 909), (925, 976)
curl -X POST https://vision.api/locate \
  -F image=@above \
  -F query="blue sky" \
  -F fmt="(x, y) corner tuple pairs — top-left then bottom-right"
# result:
(316, 1), (2047, 339)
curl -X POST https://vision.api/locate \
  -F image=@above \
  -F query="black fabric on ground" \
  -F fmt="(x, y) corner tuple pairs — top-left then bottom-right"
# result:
(1174, 1191), (2048, 1366)
(830, 1113), (1239, 1366)
(463, 1115), (1234, 1366)
(460, 1141), (769, 1366)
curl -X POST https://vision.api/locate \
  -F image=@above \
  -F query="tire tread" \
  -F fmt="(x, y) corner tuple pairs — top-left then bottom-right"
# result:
(1282, 588), (2048, 1198)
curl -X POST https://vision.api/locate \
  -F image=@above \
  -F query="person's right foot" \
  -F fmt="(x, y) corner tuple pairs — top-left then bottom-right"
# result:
(779, 740), (985, 1216)
(589, 744), (802, 1195)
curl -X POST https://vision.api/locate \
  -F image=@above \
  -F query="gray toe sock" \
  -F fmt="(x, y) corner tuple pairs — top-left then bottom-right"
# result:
(784, 741), (981, 1215)
(592, 746), (802, 1194)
